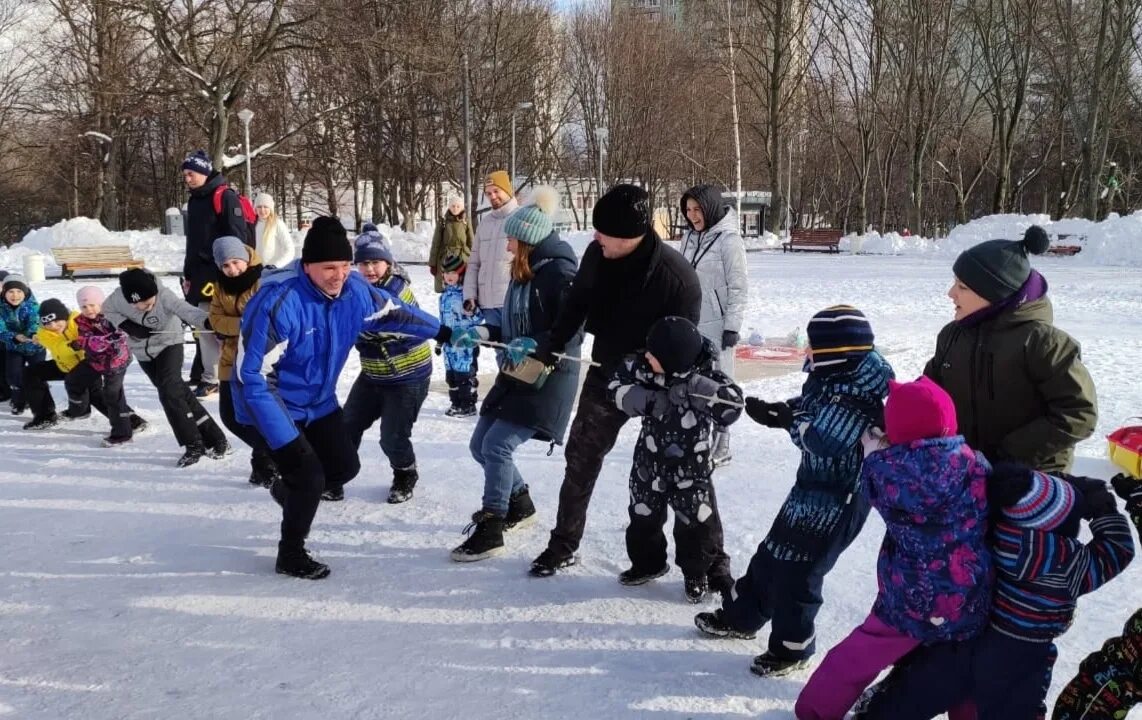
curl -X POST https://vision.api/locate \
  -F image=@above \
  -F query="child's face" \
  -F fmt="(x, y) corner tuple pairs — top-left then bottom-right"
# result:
(45, 319), (67, 334)
(4, 288), (25, 305)
(442, 270), (461, 286)
(644, 351), (665, 375)
(357, 260), (389, 284)
(220, 258), (249, 278)
(79, 302), (101, 319)
(133, 297), (156, 312)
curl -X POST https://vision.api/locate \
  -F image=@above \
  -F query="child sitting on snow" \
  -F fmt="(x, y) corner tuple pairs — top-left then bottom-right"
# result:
(795, 376), (993, 720)
(0, 274), (46, 414)
(72, 286), (145, 445)
(606, 316), (743, 603)
(858, 467), (1136, 720)
(438, 254), (483, 417)
(695, 305), (893, 677)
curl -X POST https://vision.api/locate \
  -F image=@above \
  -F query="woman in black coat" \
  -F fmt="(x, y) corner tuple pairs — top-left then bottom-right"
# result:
(450, 192), (583, 562)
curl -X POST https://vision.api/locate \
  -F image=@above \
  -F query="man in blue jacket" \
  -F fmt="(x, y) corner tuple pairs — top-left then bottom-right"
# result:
(234, 216), (449, 579)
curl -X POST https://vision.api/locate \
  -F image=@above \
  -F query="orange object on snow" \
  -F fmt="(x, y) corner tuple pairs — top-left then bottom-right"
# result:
(1107, 421), (1142, 479)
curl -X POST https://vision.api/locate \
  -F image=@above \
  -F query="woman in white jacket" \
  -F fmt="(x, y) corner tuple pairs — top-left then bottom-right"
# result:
(253, 193), (295, 268)
(679, 183), (748, 466)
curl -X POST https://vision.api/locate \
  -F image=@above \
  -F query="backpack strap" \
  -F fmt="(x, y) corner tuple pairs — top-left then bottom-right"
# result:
(212, 184), (228, 215)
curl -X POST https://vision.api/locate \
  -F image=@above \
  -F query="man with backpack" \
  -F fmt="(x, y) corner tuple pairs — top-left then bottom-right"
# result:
(181, 149), (255, 398)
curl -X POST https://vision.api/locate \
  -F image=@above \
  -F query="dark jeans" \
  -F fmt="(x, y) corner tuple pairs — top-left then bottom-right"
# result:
(272, 408), (361, 552)
(545, 374), (733, 577)
(342, 376), (430, 475)
(445, 368), (478, 408)
(721, 491), (870, 661)
(139, 344), (224, 449)
(5, 347), (46, 407)
(219, 381), (274, 470)
(0, 346), (8, 400)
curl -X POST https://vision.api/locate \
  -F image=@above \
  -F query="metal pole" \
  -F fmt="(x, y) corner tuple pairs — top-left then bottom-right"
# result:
(243, 120), (253, 193)
(511, 112), (517, 185)
(462, 52), (472, 215)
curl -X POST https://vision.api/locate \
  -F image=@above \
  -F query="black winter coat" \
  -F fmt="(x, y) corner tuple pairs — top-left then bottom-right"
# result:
(546, 231), (701, 386)
(481, 232), (584, 444)
(184, 172), (252, 304)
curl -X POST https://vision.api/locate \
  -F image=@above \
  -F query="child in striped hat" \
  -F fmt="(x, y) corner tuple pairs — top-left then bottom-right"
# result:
(857, 466), (1136, 720)
(695, 305), (894, 677)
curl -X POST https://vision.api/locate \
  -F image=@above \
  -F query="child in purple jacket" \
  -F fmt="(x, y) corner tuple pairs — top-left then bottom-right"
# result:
(73, 286), (143, 445)
(796, 376), (993, 720)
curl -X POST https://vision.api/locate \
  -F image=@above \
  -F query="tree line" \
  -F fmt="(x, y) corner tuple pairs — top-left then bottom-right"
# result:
(1, 0), (1140, 243)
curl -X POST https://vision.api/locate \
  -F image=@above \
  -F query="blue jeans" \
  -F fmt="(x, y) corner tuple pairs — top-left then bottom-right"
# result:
(469, 414), (536, 515)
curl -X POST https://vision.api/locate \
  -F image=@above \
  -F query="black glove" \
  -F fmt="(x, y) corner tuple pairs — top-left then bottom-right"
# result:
(745, 397), (793, 428)
(118, 319), (151, 340)
(462, 299), (477, 314)
(1080, 483), (1117, 518)
(1111, 473), (1142, 507)
(434, 325), (453, 344)
(202, 318), (213, 332)
(271, 436), (306, 470)
(721, 330), (739, 350)
(434, 344), (442, 356)
(987, 462), (1035, 509)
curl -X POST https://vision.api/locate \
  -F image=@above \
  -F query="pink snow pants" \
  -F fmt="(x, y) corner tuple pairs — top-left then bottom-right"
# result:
(795, 613), (920, 720)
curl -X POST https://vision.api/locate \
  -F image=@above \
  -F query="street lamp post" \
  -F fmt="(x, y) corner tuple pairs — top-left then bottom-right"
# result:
(461, 52), (472, 214)
(237, 108), (255, 193)
(510, 101), (533, 187)
(595, 126), (608, 201)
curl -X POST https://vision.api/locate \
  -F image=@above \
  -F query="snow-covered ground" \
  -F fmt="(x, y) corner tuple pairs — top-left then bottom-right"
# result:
(1, 253), (1139, 719)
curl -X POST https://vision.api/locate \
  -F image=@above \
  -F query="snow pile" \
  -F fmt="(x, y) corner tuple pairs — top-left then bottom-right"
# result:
(373, 223), (431, 264)
(0, 218), (184, 276)
(744, 231), (783, 251)
(842, 231), (937, 256)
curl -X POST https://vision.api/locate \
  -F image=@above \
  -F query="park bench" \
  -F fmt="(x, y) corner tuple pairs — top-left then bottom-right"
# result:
(782, 229), (843, 253)
(50, 245), (145, 280)
(1046, 232), (1085, 256)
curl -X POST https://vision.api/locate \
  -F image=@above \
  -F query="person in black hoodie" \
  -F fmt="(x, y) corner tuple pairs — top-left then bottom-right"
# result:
(527, 183), (732, 582)
(181, 149), (252, 398)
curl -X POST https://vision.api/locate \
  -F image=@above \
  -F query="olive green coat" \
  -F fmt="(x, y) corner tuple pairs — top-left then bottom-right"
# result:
(428, 212), (473, 293)
(924, 296), (1097, 474)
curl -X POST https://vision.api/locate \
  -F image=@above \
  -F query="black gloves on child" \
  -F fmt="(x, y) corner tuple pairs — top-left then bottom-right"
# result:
(745, 397), (793, 428)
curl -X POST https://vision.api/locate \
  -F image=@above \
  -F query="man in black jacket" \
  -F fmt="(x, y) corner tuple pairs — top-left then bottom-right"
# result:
(529, 184), (732, 583)
(181, 149), (252, 397)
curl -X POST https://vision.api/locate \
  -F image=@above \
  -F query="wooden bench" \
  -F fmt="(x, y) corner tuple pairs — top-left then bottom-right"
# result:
(50, 246), (145, 280)
(782, 229), (843, 253)
(1047, 233), (1085, 256)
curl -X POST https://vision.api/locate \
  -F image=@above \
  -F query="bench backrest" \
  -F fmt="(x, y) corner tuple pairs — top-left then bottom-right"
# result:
(51, 245), (138, 262)
(789, 229), (842, 244)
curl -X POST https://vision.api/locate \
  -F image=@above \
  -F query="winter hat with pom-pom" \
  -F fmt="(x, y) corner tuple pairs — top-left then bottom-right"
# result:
(953, 225), (1050, 303)
(884, 375), (957, 445)
(504, 204), (553, 247)
(353, 231), (393, 264)
(181, 149), (213, 176)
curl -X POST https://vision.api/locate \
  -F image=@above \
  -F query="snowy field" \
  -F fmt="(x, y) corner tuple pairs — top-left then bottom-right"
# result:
(0, 253), (1139, 719)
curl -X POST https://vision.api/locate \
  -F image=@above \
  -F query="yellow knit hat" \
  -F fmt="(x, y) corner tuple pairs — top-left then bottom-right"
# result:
(484, 170), (513, 198)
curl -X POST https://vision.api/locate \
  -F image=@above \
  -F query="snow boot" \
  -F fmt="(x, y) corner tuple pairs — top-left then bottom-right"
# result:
(129, 414), (148, 433)
(529, 548), (579, 577)
(694, 609), (757, 639)
(749, 651), (810, 678)
(177, 443), (206, 468)
(275, 546), (330, 580)
(321, 485), (344, 502)
(504, 486), (537, 529)
(619, 564), (670, 586)
(684, 576), (709, 604)
(102, 435), (132, 447)
(386, 465), (418, 504)
(23, 412), (60, 431)
(450, 511), (506, 562)
(10, 401), (25, 415)
(194, 382), (219, 399)
(62, 409), (91, 421)
(205, 439), (231, 460)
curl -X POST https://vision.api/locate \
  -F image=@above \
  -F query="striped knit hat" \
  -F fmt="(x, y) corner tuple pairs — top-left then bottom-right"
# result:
(440, 254), (466, 274)
(806, 305), (874, 370)
(1003, 471), (1079, 533)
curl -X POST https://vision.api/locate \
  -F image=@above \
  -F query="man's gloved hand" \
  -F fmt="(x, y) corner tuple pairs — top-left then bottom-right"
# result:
(271, 436), (306, 470)
(745, 397), (794, 428)
(202, 318), (213, 332)
(721, 330), (739, 350)
(462, 299), (477, 315)
(1111, 473), (1142, 507)
(504, 337), (538, 368)
(451, 326), (486, 349)
(669, 374), (722, 412)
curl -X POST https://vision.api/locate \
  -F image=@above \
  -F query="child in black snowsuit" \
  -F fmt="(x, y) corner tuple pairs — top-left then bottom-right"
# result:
(607, 316), (743, 603)
(1051, 472), (1142, 720)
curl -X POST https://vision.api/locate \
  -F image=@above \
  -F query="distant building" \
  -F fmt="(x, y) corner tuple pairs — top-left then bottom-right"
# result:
(613, 0), (683, 24)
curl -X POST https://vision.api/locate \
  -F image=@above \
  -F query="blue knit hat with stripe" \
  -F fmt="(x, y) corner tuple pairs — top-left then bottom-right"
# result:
(1003, 471), (1081, 535)
(806, 305), (874, 370)
(504, 204), (553, 247)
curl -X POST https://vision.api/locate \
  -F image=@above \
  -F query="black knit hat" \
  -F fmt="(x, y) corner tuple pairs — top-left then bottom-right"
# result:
(952, 225), (1051, 303)
(119, 268), (159, 303)
(301, 216), (353, 264)
(38, 298), (69, 325)
(646, 316), (705, 377)
(593, 184), (650, 239)
(2, 273), (29, 298)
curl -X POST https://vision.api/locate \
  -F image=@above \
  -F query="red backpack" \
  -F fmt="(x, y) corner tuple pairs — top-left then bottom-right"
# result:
(212, 184), (257, 240)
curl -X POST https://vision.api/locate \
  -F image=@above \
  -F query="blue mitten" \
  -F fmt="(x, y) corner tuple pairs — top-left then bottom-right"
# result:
(451, 327), (486, 349)
(504, 337), (538, 367)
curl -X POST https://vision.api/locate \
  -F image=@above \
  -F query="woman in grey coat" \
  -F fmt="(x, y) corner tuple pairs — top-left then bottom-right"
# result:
(679, 184), (748, 465)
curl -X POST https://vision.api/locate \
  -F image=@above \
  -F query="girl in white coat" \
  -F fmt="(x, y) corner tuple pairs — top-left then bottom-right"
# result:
(679, 183), (748, 466)
(253, 193), (296, 268)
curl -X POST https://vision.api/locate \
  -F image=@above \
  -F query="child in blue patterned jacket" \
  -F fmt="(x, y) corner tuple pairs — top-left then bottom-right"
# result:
(796, 375), (993, 720)
(695, 305), (893, 677)
(0, 274), (46, 414)
(439, 254), (483, 417)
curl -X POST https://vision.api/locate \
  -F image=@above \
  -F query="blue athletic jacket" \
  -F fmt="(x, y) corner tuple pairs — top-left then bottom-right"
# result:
(233, 262), (441, 450)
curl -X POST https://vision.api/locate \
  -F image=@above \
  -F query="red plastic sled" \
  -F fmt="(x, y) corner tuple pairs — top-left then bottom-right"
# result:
(735, 345), (807, 363)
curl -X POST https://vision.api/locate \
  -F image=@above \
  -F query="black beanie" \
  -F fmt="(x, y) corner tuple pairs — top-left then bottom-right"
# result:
(952, 225), (1050, 303)
(593, 184), (650, 239)
(38, 298), (69, 325)
(119, 268), (159, 303)
(646, 316), (705, 377)
(302, 216), (353, 264)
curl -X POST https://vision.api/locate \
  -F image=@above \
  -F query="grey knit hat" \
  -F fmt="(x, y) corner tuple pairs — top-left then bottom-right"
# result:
(952, 225), (1050, 302)
(213, 236), (250, 268)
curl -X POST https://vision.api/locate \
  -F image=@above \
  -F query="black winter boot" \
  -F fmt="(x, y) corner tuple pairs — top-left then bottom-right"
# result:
(450, 511), (505, 562)
(529, 548), (579, 577)
(749, 652), (810, 677)
(684, 576), (709, 603)
(177, 443), (206, 468)
(275, 545), (330, 580)
(618, 565), (670, 586)
(505, 486), (537, 529)
(387, 465), (418, 504)
(23, 412), (60, 431)
(694, 609), (757, 639)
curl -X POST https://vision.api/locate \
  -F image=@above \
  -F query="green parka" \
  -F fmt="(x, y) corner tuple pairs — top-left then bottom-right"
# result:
(428, 211), (473, 293)
(924, 296), (1097, 474)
